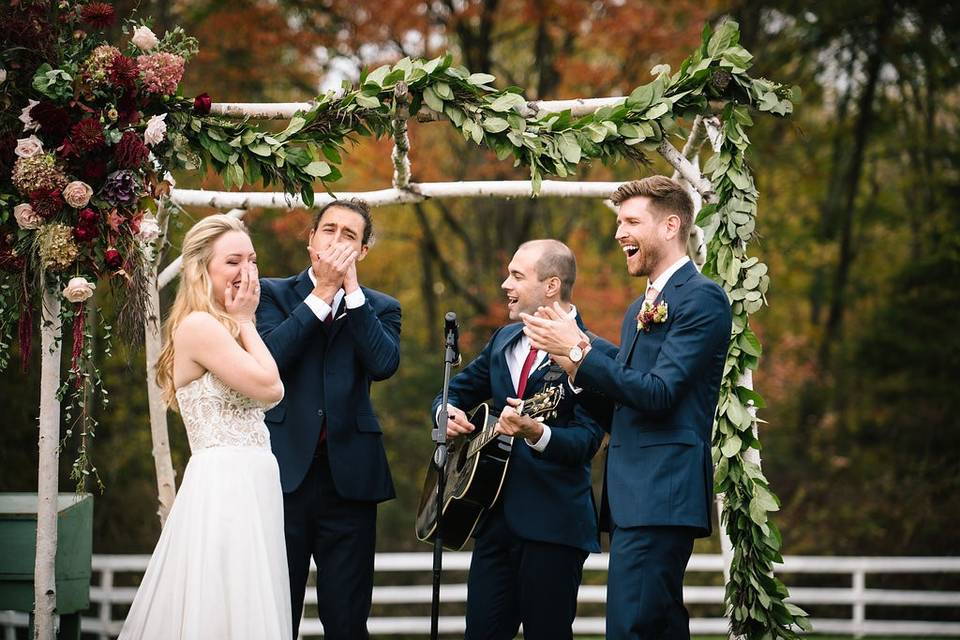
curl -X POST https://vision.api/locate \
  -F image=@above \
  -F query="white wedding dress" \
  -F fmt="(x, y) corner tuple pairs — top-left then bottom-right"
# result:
(119, 372), (291, 640)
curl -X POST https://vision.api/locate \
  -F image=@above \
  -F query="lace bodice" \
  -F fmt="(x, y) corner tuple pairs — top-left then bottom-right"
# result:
(175, 372), (280, 452)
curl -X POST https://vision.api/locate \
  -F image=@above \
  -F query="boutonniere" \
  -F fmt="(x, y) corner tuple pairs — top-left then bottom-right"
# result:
(636, 300), (668, 333)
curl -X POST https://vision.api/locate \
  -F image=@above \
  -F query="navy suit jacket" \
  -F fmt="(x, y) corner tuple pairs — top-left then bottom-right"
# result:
(576, 261), (731, 536)
(432, 320), (604, 553)
(256, 268), (401, 500)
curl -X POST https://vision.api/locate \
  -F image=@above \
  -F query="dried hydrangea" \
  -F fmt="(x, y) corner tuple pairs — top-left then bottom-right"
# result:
(83, 44), (122, 89)
(11, 153), (68, 195)
(37, 223), (80, 271)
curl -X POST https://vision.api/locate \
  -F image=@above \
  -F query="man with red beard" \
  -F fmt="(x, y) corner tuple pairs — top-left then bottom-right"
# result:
(522, 177), (732, 640)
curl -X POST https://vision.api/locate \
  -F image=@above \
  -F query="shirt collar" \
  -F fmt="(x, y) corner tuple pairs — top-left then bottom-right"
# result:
(649, 255), (690, 293)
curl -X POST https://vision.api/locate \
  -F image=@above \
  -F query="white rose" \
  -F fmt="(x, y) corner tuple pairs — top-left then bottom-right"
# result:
(14, 203), (43, 230)
(62, 181), (94, 208)
(63, 277), (96, 303)
(144, 113), (167, 146)
(15, 135), (44, 158)
(131, 26), (159, 51)
(19, 100), (40, 132)
(138, 215), (161, 242)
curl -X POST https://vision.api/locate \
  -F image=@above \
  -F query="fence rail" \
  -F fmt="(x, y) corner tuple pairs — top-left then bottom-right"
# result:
(2, 554), (959, 638)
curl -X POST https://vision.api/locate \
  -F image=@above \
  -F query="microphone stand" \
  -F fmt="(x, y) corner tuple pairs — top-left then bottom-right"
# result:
(431, 315), (459, 640)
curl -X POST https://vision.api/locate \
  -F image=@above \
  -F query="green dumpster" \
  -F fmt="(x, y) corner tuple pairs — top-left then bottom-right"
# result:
(0, 493), (93, 639)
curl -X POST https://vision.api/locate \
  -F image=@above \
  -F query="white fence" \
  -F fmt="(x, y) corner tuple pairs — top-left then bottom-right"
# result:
(2, 553), (959, 638)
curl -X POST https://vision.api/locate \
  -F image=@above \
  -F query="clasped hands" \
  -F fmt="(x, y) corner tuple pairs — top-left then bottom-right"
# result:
(520, 302), (590, 377)
(309, 242), (360, 303)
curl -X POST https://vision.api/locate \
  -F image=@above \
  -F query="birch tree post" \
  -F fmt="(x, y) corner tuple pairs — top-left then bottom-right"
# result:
(144, 201), (177, 525)
(34, 289), (62, 640)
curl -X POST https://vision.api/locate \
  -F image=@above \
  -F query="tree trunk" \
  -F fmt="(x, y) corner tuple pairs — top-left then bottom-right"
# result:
(145, 203), (177, 525)
(817, 14), (891, 369)
(34, 289), (62, 640)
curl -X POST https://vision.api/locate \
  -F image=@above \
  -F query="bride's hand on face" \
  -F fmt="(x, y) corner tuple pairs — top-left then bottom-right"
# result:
(225, 263), (260, 323)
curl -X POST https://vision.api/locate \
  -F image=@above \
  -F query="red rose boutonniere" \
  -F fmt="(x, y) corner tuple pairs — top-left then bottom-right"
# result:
(636, 300), (668, 333)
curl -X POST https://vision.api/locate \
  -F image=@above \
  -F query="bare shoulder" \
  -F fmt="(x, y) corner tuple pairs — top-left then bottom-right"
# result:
(175, 311), (231, 345)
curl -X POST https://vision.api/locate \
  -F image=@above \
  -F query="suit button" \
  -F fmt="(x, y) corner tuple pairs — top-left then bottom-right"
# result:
(317, 409), (325, 418)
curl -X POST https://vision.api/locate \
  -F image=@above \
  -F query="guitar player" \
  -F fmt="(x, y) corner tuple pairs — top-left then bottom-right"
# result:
(431, 239), (605, 640)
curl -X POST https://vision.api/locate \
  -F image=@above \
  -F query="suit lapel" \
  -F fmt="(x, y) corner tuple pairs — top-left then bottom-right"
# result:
(293, 268), (314, 302)
(523, 352), (554, 398)
(622, 261), (699, 362)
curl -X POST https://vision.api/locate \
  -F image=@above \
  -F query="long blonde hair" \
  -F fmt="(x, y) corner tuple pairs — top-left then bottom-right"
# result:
(155, 215), (251, 409)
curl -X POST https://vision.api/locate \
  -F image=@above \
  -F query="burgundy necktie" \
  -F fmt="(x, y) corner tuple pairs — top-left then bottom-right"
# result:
(516, 345), (539, 398)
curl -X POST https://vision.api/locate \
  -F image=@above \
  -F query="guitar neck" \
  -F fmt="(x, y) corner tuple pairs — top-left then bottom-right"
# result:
(466, 399), (528, 457)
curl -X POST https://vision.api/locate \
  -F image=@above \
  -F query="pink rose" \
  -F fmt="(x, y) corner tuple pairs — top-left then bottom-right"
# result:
(131, 25), (159, 51)
(62, 276), (96, 303)
(62, 181), (94, 208)
(14, 203), (43, 229)
(143, 113), (167, 146)
(15, 135), (44, 158)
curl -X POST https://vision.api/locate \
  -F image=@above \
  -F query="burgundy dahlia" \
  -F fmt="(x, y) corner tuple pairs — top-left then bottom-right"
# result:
(30, 188), (65, 219)
(105, 248), (122, 270)
(69, 118), (106, 154)
(108, 53), (139, 90)
(193, 93), (212, 115)
(115, 130), (150, 169)
(117, 91), (141, 127)
(81, 2), (116, 29)
(30, 101), (73, 142)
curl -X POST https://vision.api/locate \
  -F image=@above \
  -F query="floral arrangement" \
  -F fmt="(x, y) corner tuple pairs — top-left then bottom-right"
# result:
(0, 1), (208, 487)
(636, 300), (668, 333)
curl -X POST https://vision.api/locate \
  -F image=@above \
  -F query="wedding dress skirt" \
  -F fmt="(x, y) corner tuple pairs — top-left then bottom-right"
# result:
(119, 373), (291, 640)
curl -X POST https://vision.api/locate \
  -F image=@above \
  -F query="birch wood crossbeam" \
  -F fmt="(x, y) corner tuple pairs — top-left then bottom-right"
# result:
(169, 181), (625, 211)
(209, 96), (629, 120)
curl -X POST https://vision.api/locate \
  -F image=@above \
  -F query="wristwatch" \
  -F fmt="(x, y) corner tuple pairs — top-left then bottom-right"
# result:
(568, 339), (591, 363)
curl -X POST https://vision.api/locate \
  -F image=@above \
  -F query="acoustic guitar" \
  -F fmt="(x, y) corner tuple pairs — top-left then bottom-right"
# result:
(415, 385), (564, 550)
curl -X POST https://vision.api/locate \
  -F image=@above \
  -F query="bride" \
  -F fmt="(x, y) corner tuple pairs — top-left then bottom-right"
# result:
(120, 215), (291, 639)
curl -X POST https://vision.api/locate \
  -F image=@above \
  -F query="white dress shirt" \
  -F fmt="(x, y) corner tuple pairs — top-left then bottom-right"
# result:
(304, 268), (365, 320)
(647, 255), (691, 298)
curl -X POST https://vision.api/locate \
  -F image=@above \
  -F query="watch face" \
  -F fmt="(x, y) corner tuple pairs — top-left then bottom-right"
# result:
(569, 345), (583, 362)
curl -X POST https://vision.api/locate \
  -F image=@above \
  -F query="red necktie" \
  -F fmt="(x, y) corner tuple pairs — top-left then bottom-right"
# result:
(516, 345), (539, 398)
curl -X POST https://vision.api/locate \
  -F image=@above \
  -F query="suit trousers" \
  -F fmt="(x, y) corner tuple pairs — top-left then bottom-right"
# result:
(606, 525), (696, 640)
(283, 444), (377, 640)
(465, 504), (588, 640)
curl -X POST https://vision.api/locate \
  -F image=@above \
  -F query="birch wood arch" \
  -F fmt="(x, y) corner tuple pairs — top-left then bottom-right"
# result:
(33, 20), (808, 639)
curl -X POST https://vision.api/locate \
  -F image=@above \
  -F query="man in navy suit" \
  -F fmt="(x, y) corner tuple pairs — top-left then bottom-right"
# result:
(522, 177), (732, 640)
(256, 199), (401, 640)
(433, 239), (604, 640)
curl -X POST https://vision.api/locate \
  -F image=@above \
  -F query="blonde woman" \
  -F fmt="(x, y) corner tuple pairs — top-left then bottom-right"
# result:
(120, 215), (290, 639)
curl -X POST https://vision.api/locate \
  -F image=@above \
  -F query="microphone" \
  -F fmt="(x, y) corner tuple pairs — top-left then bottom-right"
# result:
(444, 311), (462, 366)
